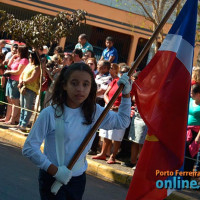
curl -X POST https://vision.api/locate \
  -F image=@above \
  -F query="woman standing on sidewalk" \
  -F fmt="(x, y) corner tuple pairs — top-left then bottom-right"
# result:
(1, 46), (29, 125)
(17, 51), (40, 130)
(22, 63), (132, 200)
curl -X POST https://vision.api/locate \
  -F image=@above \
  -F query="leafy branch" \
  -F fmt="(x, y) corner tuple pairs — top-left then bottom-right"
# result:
(1, 9), (87, 48)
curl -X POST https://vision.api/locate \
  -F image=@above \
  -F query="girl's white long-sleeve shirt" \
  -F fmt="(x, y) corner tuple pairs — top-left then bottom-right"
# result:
(22, 97), (131, 176)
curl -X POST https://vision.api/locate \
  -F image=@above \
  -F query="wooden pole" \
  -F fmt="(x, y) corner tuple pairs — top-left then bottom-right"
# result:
(67, 0), (181, 170)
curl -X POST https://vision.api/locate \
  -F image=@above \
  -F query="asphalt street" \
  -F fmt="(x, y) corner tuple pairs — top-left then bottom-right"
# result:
(0, 140), (128, 200)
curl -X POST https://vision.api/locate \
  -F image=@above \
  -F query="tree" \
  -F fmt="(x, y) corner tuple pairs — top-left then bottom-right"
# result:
(1, 9), (87, 49)
(117, 0), (185, 53)
(0, 9), (87, 126)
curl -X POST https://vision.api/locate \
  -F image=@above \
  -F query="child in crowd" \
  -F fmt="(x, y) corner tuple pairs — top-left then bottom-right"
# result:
(92, 63), (125, 164)
(22, 63), (132, 200)
(100, 36), (118, 63)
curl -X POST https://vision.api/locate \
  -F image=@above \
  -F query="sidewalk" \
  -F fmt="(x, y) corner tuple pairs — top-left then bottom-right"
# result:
(0, 123), (200, 200)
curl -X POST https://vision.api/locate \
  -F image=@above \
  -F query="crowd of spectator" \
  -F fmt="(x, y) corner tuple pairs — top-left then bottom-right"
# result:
(0, 34), (200, 174)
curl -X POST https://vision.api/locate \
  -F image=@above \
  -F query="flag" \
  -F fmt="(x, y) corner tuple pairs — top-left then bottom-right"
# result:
(126, 0), (198, 199)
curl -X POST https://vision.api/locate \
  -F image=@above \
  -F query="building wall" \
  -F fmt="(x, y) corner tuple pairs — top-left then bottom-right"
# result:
(1, 0), (198, 66)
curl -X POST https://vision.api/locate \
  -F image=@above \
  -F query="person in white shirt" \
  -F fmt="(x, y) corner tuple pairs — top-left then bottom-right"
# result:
(4, 43), (18, 65)
(88, 60), (112, 155)
(22, 63), (132, 200)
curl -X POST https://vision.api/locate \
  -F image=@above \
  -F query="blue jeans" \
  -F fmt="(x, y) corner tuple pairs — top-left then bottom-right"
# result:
(38, 169), (86, 200)
(5, 79), (20, 99)
(19, 88), (36, 127)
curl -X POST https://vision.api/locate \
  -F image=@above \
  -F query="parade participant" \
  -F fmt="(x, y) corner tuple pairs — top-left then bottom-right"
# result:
(75, 33), (93, 54)
(100, 36), (118, 63)
(22, 63), (132, 200)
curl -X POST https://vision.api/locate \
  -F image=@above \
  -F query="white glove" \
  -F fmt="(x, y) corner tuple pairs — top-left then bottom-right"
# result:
(117, 73), (132, 95)
(51, 181), (63, 195)
(51, 166), (72, 195)
(53, 166), (72, 185)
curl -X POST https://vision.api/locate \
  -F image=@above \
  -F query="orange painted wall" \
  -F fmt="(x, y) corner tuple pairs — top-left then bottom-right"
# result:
(1, 0), (171, 37)
(2, 0), (198, 66)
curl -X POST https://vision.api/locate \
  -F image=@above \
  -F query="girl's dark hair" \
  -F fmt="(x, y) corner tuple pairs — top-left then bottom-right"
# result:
(30, 51), (40, 66)
(51, 63), (97, 125)
(192, 83), (200, 94)
(18, 46), (29, 59)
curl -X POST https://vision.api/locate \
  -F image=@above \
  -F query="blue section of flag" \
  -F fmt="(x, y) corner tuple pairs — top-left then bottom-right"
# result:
(168, 0), (198, 47)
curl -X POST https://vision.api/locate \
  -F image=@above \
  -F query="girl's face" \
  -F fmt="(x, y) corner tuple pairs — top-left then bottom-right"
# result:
(63, 70), (92, 108)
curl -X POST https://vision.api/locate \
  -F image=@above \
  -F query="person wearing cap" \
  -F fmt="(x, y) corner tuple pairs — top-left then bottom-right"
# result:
(75, 34), (93, 54)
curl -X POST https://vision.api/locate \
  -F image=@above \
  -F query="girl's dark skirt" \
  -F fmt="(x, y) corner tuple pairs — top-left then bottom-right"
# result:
(38, 169), (86, 200)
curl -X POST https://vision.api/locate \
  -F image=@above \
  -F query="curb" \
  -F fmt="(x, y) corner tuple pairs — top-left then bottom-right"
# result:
(0, 127), (26, 148)
(87, 159), (132, 186)
(0, 127), (200, 200)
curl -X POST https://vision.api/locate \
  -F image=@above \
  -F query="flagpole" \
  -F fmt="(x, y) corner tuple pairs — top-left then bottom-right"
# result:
(67, 0), (181, 170)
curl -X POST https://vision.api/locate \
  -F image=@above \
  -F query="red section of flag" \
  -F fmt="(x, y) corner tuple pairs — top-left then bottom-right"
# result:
(126, 51), (191, 200)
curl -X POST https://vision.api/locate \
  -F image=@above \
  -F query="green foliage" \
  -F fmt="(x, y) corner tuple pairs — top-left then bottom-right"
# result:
(1, 9), (87, 48)
(0, 10), (12, 30)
